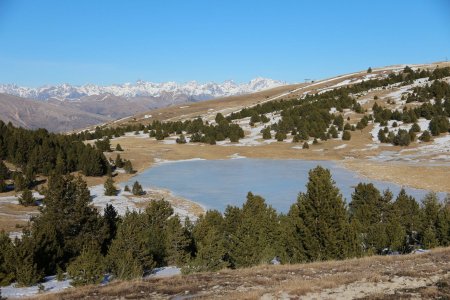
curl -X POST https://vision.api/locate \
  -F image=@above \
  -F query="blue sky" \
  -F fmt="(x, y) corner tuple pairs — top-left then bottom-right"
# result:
(0, 0), (449, 86)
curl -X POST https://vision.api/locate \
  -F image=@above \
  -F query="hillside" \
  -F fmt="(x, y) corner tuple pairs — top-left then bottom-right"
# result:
(0, 93), (111, 132)
(0, 78), (285, 132)
(38, 247), (450, 299)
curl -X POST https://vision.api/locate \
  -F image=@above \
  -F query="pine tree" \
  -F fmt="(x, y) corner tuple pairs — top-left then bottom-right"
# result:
(18, 188), (35, 206)
(302, 142), (309, 149)
(288, 166), (356, 261)
(123, 160), (134, 174)
(0, 232), (15, 286)
(132, 181), (145, 196)
(67, 244), (105, 286)
(342, 130), (351, 141)
(145, 200), (173, 266)
(104, 177), (117, 196)
(349, 183), (391, 254)
(367, 67), (372, 73)
(115, 144), (123, 151)
(0, 180), (7, 193)
(419, 130), (431, 142)
(229, 193), (283, 268)
(102, 204), (119, 254)
(115, 154), (124, 168)
(165, 216), (190, 265)
(176, 134), (187, 144)
(31, 175), (107, 275)
(106, 211), (154, 279)
(0, 161), (9, 181)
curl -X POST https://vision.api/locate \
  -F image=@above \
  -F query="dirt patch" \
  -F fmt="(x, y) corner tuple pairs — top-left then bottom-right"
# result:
(37, 247), (450, 299)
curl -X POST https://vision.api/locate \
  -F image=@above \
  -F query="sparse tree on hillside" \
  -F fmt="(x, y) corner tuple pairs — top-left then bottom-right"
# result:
(132, 181), (145, 196)
(104, 177), (117, 196)
(19, 188), (35, 206)
(367, 67), (373, 73)
(67, 244), (105, 286)
(115, 144), (123, 152)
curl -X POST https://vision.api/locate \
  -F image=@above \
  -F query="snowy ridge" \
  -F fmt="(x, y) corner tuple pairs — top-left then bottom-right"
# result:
(0, 77), (286, 101)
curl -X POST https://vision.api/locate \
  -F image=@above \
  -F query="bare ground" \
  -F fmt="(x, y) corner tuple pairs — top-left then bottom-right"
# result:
(35, 247), (450, 299)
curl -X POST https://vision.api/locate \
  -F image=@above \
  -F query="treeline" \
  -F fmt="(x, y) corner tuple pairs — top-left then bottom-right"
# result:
(1, 166), (449, 287)
(221, 67), (450, 143)
(0, 121), (109, 193)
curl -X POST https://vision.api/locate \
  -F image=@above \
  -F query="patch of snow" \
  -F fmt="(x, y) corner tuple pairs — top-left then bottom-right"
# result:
(2, 276), (72, 299)
(146, 266), (181, 278)
(334, 144), (347, 150)
(228, 153), (246, 159)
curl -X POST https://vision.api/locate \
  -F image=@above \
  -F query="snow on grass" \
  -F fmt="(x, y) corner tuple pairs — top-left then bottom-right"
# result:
(2, 276), (72, 299)
(228, 153), (246, 159)
(334, 144), (347, 150)
(153, 158), (205, 164)
(146, 266), (181, 278)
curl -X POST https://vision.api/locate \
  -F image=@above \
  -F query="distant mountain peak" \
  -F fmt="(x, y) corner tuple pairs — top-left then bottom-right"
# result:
(0, 78), (286, 101)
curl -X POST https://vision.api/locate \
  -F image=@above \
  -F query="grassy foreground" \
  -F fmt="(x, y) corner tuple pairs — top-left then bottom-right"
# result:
(35, 247), (450, 299)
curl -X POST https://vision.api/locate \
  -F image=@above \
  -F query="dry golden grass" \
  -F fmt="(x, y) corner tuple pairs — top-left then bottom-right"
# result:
(35, 247), (450, 300)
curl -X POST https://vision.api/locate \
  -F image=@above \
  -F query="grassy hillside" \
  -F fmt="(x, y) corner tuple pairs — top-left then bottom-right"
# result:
(39, 247), (450, 299)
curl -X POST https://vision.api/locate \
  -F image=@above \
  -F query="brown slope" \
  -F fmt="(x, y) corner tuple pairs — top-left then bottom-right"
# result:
(0, 93), (111, 132)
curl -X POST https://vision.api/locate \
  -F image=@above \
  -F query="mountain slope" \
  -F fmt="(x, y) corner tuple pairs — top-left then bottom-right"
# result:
(0, 93), (111, 132)
(0, 77), (285, 101)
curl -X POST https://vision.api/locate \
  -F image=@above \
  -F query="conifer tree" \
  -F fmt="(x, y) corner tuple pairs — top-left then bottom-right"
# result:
(0, 180), (7, 193)
(0, 161), (9, 181)
(229, 193), (283, 268)
(104, 177), (117, 196)
(165, 216), (190, 265)
(132, 181), (145, 196)
(19, 188), (35, 206)
(107, 211), (154, 279)
(67, 244), (105, 286)
(288, 166), (357, 261)
(31, 175), (107, 275)
(0, 232), (15, 286)
(349, 184), (391, 254)
(115, 144), (123, 151)
(342, 130), (351, 140)
(145, 200), (173, 266)
(123, 160), (134, 174)
(115, 154), (124, 168)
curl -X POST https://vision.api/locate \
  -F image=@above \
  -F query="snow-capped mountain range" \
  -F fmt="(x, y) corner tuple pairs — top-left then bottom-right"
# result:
(0, 77), (285, 101)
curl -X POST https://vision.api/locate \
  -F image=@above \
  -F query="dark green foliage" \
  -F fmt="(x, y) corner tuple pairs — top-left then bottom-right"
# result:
(411, 123), (421, 133)
(342, 130), (351, 141)
(302, 142), (309, 149)
(349, 184), (393, 254)
(124, 185), (130, 192)
(262, 127), (272, 140)
(123, 160), (134, 174)
(132, 181), (145, 196)
(30, 175), (107, 276)
(176, 134), (187, 144)
(0, 161), (9, 181)
(228, 193), (284, 268)
(429, 116), (449, 136)
(367, 67), (372, 73)
(115, 154), (124, 168)
(11, 235), (42, 286)
(104, 177), (117, 196)
(95, 138), (112, 152)
(0, 180), (6, 193)
(115, 144), (123, 151)
(18, 188), (36, 206)
(419, 130), (431, 142)
(67, 244), (105, 286)
(287, 166), (357, 262)
(0, 232), (15, 286)
(275, 131), (287, 142)
(392, 129), (411, 146)
(106, 211), (154, 280)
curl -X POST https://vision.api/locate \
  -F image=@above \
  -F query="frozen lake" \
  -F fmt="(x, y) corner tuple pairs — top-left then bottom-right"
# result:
(124, 159), (446, 213)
